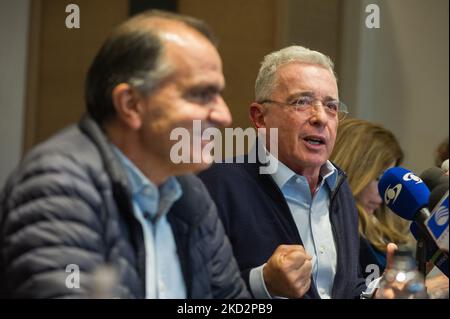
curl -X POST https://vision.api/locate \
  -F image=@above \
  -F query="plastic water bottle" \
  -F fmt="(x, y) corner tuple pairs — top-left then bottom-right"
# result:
(378, 247), (429, 299)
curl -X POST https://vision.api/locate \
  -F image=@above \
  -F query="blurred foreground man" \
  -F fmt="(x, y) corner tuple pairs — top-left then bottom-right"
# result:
(0, 10), (249, 299)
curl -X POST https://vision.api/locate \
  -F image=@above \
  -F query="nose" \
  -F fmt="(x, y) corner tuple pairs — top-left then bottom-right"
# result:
(373, 192), (383, 205)
(208, 97), (232, 127)
(372, 181), (383, 205)
(308, 103), (328, 126)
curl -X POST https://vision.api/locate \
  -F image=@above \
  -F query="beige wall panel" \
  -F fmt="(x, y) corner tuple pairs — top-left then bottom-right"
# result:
(179, 0), (277, 130)
(25, 0), (128, 151)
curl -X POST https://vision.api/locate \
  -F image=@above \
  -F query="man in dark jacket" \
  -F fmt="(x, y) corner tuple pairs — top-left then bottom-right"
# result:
(199, 46), (393, 299)
(0, 10), (249, 299)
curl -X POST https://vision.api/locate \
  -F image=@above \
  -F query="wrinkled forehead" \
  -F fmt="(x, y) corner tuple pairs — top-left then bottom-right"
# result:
(154, 28), (224, 89)
(136, 17), (218, 57)
(273, 62), (338, 98)
(162, 29), (221, 68)
(130, 18), (223, 83)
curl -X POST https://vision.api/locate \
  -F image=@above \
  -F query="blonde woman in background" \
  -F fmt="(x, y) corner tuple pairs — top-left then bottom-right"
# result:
(330, 118), (411, 278)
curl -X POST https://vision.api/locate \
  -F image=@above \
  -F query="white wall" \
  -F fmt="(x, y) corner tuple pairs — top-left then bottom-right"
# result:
(0, 0), (30, 186)
(340, 0), (449, 174)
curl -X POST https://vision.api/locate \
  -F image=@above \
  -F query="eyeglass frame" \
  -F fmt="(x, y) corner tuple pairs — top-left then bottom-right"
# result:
(258, 95), (349, 119)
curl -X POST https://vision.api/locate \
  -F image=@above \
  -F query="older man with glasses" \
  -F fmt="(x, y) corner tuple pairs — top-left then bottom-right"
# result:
(199, 45), (391, 299)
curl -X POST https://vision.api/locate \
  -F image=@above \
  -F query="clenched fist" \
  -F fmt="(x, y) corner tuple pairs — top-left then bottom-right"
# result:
(263, 244), (312, 298)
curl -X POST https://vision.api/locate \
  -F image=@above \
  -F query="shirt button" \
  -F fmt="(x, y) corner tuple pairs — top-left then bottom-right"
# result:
(143, 211), (151, 220)
(295, 177), (301, 183)
(319, 246), (325, 254)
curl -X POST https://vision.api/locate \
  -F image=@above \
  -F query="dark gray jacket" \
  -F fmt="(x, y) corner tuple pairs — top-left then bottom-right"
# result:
(0, 115), (249, 299)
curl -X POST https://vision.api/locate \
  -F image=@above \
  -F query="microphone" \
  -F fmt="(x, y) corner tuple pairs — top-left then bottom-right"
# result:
(378, 167), (430, 226)
(442, 159), (449, 173)
(410, 222), (449, 277)
(425, 180), (449, 253)
(420, 167), (446, 192)
(429, 178), (449, 209)
(378, 167), (444, 275)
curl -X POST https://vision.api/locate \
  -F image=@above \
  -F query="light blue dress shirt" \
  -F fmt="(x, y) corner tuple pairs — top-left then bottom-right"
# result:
(250, 150), (338, 299)
(113, 146), (186, 299)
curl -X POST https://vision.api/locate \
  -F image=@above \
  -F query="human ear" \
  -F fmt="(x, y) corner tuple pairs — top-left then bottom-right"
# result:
(249, 102), (267, 129)
(111, 83), (143, 130)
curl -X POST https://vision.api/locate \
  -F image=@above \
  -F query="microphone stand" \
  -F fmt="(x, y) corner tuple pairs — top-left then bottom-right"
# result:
(416, 234), (428, 278)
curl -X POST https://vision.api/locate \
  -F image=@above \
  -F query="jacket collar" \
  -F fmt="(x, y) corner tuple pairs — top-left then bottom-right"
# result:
(78, 114), (146, 292)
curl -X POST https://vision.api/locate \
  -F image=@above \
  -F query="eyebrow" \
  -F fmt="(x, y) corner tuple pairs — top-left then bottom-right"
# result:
(287, 91), (338, 101)
(188, 83), (224, 94)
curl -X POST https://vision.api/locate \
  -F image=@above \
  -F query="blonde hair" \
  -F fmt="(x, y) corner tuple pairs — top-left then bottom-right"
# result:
(330, 118), (410, 252)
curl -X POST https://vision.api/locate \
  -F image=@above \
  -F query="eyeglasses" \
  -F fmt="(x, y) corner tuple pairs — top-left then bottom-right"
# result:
(259, 96), (349, 119)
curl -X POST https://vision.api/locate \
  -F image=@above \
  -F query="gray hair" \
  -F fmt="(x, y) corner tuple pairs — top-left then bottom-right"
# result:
(254, 45), (335, 102)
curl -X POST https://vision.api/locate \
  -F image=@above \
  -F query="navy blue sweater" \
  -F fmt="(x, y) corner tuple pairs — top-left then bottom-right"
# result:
(199, 156), (367, 299)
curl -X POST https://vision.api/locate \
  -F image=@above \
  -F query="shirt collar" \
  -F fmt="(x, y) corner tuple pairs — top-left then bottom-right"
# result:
(112, 145), (155, 196)
(112, 145), (182, 217)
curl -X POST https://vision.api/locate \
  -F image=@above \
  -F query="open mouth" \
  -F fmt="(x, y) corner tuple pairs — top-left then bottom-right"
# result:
(303, 136), (326, 146)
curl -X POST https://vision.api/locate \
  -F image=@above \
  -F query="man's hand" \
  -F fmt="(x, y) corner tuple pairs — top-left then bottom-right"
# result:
(263, 244), (312, 298)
